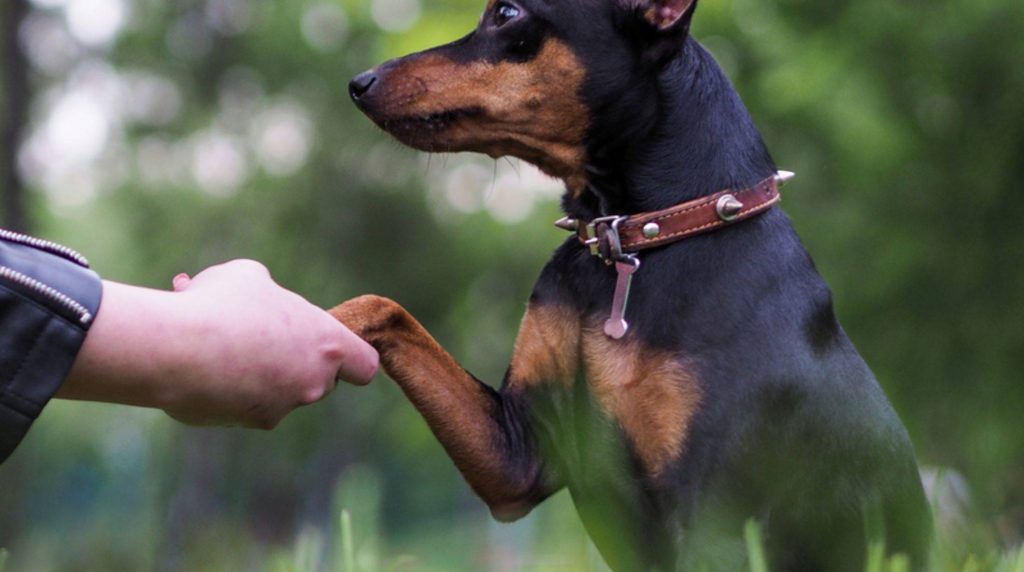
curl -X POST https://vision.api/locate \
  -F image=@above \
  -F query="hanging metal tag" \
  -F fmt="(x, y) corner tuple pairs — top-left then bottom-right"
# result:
(604, 256), (640, 340)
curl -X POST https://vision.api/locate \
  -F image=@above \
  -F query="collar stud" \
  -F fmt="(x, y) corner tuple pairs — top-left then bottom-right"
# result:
(642, 222), (662, 238)
(716, 194), (744, 222)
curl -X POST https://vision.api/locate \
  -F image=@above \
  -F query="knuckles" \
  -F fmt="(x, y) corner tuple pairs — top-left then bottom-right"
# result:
(227, 259), (271, 276)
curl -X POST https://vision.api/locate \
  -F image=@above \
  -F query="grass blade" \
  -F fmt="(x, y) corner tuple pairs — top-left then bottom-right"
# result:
(0, 548), (7, 572)
(887, 554), (910, 572)
(341, 509), (355, 572)
(744, 519), (769, 572)
(865, 541), (885, 572)
(998, 545), (1024, 572)
(961, 555), (981, 572)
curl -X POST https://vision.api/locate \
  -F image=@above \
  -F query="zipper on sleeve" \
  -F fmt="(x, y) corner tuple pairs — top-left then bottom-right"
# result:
(0, 265), (94, 326)
(0, 229), (90, 268)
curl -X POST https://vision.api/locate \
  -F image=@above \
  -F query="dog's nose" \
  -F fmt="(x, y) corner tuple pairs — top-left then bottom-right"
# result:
(349, 70), (378, 101)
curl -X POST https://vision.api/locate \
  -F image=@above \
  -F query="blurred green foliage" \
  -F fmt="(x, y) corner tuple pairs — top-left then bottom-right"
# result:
(0, 0), (1022, 569)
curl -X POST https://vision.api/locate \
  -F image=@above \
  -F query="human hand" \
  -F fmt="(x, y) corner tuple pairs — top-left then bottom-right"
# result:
(162, 260), (379, 426)
(63, 260), (379, 429)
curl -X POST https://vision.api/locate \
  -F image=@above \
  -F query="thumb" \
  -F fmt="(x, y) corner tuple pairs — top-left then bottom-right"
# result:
(172, 273), (193, 292)
(333, 326), (380, 386)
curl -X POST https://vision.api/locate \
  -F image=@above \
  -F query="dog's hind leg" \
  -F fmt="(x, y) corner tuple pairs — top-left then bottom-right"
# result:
(330, 294), (573, 521)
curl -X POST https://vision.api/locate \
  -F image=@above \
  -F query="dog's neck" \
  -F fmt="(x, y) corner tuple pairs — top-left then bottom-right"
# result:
(564, 37), (777, 219)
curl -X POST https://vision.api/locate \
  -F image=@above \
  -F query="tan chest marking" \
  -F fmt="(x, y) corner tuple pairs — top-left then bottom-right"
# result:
(582, 328), (702, 478)
(507, 303), (701, 477)
(508, 303), (581, 389)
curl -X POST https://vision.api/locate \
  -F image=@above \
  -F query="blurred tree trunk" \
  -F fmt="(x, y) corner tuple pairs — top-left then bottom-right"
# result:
(0, 0), (30, 232)
(0, 0), (30, 539)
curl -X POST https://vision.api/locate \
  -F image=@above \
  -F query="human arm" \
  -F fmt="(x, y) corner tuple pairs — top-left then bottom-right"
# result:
(2, 230), (378, 463)
(61, 259), (379, 428)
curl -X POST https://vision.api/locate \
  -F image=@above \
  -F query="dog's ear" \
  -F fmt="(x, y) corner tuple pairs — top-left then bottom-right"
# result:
(620, 0), (697, 65)
(634, 0), (696, 32)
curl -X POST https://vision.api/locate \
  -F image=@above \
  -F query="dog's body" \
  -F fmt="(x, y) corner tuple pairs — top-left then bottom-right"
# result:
(333, 0), (933, 569)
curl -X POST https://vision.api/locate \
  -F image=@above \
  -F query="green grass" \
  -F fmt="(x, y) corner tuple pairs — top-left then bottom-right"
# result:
(341, 510), (355, 572)
(744, 519), (769, 572)
(2, 519), (1023, 572)
(316, 510), (1024, 572)
(2, 464), (1020, 572)
(305, 478), (1024, 572)
(993, 546), (1024, 572)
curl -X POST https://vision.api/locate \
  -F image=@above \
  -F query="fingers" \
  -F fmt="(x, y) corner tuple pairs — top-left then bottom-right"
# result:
(164, 259), (379, 430)
(331, 322), (380, 386)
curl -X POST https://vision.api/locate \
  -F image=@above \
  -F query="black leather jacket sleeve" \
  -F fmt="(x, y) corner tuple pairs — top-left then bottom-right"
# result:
(0, 230), (102, 463)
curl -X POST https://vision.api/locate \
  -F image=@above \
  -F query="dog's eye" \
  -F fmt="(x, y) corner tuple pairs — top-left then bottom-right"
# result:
(493, 2), (521, 26)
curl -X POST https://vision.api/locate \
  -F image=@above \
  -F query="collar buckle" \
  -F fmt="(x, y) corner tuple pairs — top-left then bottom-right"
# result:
(582, 215), (633, 265)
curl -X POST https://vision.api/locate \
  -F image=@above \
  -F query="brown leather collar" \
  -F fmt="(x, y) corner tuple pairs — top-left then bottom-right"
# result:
(557, 174), (787, 263)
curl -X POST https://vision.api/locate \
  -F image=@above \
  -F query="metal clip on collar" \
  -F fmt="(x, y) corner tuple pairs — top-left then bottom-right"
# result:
(581, 215), (635, 265)
(580, 216), (641, 340)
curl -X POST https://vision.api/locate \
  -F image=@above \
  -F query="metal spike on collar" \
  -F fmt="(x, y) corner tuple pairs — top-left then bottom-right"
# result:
(774, 170), (796, 186)
(554, 216), (579, 231)
(716, 194), (744, 222)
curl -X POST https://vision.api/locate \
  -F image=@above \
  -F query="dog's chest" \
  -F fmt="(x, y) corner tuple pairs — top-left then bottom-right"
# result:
(521, 331), (702, 481)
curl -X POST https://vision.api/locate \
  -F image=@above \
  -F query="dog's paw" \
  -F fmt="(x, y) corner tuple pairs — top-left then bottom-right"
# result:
(329, 294), (406, 342)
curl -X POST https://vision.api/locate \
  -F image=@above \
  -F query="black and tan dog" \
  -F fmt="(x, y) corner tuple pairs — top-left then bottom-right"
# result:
(331, 0), (933, 569)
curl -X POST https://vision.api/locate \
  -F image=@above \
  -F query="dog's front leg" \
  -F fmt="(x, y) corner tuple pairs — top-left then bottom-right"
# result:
(330, 295), (570, 521)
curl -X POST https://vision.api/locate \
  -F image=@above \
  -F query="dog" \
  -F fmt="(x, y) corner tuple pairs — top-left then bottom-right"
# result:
(331, 0), (933, 569)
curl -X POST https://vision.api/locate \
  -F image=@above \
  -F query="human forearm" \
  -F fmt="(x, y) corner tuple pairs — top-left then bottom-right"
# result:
(60, 280), (200, 410)
(63, 260), (379, 428)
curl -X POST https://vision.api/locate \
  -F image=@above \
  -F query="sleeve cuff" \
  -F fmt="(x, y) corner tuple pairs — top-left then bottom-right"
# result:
(0, 239), (103, 463)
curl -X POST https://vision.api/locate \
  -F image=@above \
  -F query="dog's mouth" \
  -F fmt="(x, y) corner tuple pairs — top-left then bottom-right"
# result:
(371, 107), (483, 151)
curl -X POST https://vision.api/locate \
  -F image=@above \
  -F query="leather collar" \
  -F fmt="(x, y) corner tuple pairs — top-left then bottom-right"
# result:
(556, 173), (789, 263)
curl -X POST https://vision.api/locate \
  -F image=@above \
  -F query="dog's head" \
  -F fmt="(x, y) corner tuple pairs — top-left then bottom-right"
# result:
(350, 0), (698, 195)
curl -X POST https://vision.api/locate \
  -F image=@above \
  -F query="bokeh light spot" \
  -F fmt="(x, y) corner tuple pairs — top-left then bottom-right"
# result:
(371, 0), (422, 33)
